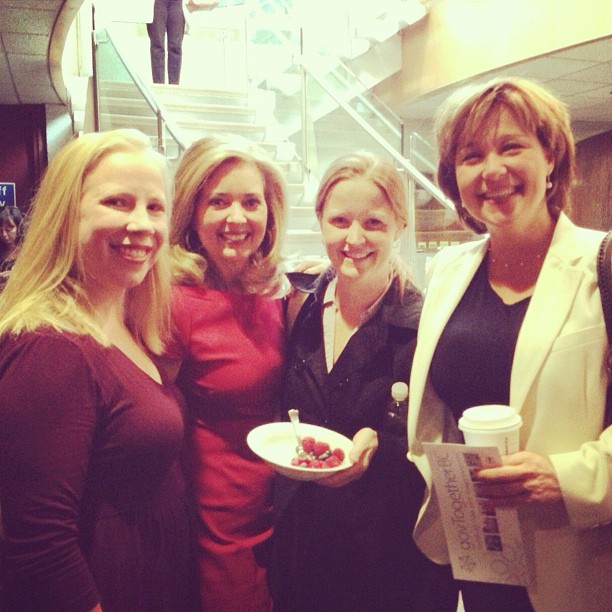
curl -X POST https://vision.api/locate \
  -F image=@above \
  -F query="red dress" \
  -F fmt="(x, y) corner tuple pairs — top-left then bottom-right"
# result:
(170, 285), (285, 612)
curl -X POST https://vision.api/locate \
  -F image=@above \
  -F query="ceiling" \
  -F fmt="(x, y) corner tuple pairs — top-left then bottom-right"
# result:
(0, 0), (610, 144)
(0, 0), (83, 105)
(394, 35), (612, 143)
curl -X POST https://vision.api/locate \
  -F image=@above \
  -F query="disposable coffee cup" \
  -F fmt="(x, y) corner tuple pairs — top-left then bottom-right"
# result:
(458, 404), (522, 455)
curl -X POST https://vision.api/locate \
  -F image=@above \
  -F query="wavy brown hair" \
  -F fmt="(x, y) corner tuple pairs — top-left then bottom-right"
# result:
(170, 134), (287, 295)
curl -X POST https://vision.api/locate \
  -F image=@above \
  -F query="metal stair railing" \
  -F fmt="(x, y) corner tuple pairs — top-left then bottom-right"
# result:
(302, 56), (451, 206)
(248, 1), (450, 208)
(317, 58), (405, 153)
(245, 0), (460, 267)
(408, 130), (437, 176)
(301, 56), (456, 260)
(92, 27), (187, 157)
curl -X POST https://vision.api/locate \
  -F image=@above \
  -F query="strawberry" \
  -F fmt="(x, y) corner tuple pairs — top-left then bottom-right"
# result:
(324, 455), (342, 468)
(301, 436), (315, 453)
(290, 437), (346, 470)
(313, 441), (330, 458)
(332, 447), (345, 461)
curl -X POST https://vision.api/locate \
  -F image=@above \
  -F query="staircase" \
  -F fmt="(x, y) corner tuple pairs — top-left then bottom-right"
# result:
(91, 0), (472, 272)
(97, 78), (326, 260)
(98, 83), (266, 152)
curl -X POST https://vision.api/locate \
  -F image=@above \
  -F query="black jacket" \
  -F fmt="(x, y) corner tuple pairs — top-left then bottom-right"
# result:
(270, 269), (456, 612)
(281, 268), (422, 470)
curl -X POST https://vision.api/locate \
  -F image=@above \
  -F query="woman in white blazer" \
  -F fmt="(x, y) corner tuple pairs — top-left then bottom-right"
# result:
(408, 77), (611, 612)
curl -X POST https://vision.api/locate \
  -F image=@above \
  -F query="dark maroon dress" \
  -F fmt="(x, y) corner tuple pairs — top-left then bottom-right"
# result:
(0, 330), (197, 612)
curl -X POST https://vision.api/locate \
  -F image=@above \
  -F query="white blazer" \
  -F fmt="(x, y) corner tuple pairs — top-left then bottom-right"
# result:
(408, 214), (612, 612)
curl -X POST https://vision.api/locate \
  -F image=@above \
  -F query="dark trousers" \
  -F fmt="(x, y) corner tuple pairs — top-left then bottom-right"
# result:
(147, 0), (185, 84)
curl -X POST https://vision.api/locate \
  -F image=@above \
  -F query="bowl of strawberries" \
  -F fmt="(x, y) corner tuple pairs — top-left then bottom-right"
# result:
(247, 422), (353, 481)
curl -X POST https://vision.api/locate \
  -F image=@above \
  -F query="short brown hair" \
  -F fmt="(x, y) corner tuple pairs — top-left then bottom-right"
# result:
(435, 77), (576, 233)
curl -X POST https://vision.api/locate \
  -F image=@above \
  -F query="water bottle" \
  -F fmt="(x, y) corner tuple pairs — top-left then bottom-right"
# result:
(384, 381), (409, 437)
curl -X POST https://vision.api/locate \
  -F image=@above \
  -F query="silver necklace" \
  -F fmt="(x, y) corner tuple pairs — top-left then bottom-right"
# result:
(487, 248), (545, 269)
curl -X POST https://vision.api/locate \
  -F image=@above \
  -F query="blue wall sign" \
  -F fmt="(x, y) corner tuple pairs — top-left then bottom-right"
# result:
(0, 183), (16, 208)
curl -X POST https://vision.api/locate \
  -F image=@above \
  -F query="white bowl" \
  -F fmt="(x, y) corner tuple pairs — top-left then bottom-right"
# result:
(247, 422), (354, 481)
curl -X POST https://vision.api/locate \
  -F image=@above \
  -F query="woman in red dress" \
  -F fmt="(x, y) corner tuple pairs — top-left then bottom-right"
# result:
(166, 134), (287, 611)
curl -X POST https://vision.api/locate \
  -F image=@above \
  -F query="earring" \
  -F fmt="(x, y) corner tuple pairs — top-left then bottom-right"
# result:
(185, 230), (200, 253)
(546, 176), (553, 190)
(258, 227), (273, 258)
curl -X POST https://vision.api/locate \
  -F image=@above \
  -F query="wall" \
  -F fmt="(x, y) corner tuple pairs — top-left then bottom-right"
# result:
(571, 130), (612, 231)
(0, 105), (47, 213)
(378, 0), (612, 104)
(372, 0), (611, 231)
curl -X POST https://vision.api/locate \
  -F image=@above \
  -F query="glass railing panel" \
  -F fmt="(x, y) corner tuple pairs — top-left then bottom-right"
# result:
(93, 29), (185, 158)
(320, 59), (403, 151)
(408, 131), (437, 174)
(302, 69), (475, 277)
(302, 71), (397, 175)
(245, 0), (477, 276)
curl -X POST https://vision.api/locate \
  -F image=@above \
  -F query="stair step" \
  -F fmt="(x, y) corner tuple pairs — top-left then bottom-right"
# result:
(98, 81), (248, 103)
(163, 102), (257, 124)
(97, 81), (149, 100)
(99, 113), (171, 134)
(285, 181), (305, 199)
(177, 119), (267, 143)
(98, 97), (160, 117)
(99, 97), (258, 125)
(99, 113), (267, 142)
(151, 83), (250, 107)
(277, 161), (303, 184)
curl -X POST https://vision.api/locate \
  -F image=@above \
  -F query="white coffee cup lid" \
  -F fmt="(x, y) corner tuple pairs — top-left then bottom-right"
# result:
(391, 381), (408, 401)
(458, 404), (522, 431)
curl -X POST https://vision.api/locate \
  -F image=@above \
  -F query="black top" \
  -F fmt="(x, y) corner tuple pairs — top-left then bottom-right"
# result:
(0, 254), (16, 290)
(270, 269), (457, 612)
(430, 260), (530, 423)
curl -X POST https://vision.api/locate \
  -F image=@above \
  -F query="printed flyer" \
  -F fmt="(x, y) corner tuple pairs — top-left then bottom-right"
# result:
(423, 442), (532, 586)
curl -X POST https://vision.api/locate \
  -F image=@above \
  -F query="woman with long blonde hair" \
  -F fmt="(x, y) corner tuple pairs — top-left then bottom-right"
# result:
(0, 129), (197, 612)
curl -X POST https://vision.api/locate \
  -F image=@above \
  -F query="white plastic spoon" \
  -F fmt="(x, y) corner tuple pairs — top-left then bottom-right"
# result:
(288, 409), (303, 454)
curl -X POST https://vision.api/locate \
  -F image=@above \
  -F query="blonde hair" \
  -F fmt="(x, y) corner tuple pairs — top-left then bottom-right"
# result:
(435, 77), (576, 233)
(315, 151), (411, 295)
(170, 134), (287, 295)
(0, 129), (171, 354)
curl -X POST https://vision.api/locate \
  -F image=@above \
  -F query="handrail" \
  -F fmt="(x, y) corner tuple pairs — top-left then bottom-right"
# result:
(92, 28), (187, 155)
(330, 60), (404, 149)
(252, 4), (406, 154)
(249, 1), (449, 209)
(255, 0), (405, 151)
(408, 131), (437, 174)
(302, 58), (455, 211)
